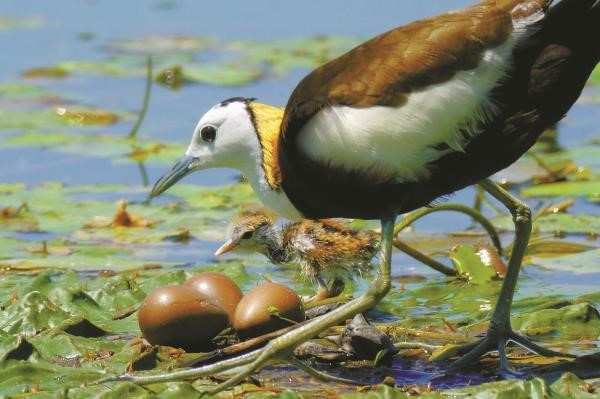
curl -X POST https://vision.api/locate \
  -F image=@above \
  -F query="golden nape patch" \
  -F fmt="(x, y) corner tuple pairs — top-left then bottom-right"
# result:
(248, 102), (285, 189)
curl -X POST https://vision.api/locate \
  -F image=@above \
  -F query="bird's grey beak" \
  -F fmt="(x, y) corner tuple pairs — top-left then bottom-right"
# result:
(150, 155), (198, 197)
(214, 239), (237, 256)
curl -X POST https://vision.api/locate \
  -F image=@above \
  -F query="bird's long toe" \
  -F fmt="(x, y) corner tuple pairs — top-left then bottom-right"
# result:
(447, 327), (576, 376)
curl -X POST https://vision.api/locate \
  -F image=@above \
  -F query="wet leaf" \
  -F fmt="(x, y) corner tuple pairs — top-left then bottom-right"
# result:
(0, 83), (54, 99)
(493, 213), (600, 235)
(512, 302), (600, 338)
(590, 65), (600, 86)
(2, 131), (185, 166)
(182, 63), (262, 86)
(527, 248), (600, 275)
(0, 106), (124, 130)
(23, 66), (70, 79)
(522, 181), (600, 202)
(107, 35), (214, 54)
(0, 16), (43, 31)
(526, 240), (591, 256)
(232, 36), (359, 74)
(449, 244), (499, 284)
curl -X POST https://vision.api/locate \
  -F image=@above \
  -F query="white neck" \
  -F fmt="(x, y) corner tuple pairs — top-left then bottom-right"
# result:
(237, 138), (303, 221)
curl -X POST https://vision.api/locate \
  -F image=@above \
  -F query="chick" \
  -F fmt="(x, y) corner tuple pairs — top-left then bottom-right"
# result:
(215, 210), (377, 300)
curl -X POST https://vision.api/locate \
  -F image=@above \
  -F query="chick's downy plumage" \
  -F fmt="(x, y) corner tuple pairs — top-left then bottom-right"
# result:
(216, 210), (378, 299)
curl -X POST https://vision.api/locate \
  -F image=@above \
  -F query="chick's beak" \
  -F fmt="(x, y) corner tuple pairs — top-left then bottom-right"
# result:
(214, 239), (237, 256)
(151, 155), (198, 197)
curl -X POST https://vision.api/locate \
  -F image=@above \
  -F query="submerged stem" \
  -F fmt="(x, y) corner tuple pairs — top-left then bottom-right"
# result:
(128, 56), (153, 139)
(394, 203), (503, 255)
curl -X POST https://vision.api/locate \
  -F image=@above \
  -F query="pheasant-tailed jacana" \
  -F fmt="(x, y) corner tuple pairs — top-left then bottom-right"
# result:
(149, 0), (600, 388)
(215, 209), (377, 301)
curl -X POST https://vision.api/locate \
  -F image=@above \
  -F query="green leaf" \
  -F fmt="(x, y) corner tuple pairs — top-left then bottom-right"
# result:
(493, 213), (600, 235)
(0, 291), (74, 337)
(512, 302), (600, 338)
(0, 16), (43, 31)
(528, 248), (600, 275)
(182, 63), (262, 86)
(522, 181), (600, 202)
(107, 35), (214, 54)
(449, 244), (498, 284)
(590, 64), (600, 86)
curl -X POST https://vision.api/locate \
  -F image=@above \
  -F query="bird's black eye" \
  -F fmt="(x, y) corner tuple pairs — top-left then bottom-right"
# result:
(200, 126), (217, 142)
(241, 231), (254, 240)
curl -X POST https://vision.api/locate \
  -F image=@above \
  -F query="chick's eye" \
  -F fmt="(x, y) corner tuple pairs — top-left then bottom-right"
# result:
(241, 231), (253, 239)
(200, 126), (216, 142)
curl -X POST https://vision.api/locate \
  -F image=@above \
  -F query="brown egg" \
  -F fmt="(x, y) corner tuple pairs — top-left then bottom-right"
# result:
(183, 272), (243, 323)
(233, 282), (305, 338)
(138, 285), (228, 351)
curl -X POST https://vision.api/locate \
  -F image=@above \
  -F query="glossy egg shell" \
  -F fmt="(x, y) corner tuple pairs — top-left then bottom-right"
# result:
(138, 285), (229, 351)
(183, 272), (243, 322)
(233, 282), (305, 338)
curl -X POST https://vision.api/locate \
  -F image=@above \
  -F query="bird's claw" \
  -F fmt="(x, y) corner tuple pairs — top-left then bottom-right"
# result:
(447, 327), (576, 377)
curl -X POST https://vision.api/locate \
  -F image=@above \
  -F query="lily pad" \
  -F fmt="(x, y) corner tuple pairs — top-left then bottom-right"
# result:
(522, 181), (600, 202)
(493, 213), (600, 235)
(512, 302), (600, 338)
(0, 16), (43, 31)
(527, 248), (600, 275)
(0, 106), (125, 131)
(448, 244), (499, 284)
(106, 35), (214, 54)
(182, 63), (263, 86)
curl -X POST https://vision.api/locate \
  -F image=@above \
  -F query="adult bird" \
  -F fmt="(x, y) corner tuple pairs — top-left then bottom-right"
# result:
(149, 0), (599, 389)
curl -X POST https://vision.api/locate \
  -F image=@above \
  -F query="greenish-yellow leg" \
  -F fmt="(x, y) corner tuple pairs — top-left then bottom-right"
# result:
(198, 215), (397, 395)
(449, 179), (575, 374)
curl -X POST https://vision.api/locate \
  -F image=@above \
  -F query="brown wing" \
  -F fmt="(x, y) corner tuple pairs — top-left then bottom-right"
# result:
(279, 0), (548, 141)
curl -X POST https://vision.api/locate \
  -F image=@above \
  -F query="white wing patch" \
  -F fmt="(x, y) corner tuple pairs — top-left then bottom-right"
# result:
(296, 31), (527, 183)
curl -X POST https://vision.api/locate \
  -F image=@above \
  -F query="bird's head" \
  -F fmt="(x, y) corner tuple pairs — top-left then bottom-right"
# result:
(214, 209), (281, 259)
(151, 97), (284, 197)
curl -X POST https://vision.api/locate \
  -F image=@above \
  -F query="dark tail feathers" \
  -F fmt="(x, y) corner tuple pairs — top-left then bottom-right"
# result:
(544, 0), (600, 61)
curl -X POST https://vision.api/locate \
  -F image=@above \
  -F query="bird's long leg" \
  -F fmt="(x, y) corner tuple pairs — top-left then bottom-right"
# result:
(449, 179), (575, 374)
(197, 214), (397, 396)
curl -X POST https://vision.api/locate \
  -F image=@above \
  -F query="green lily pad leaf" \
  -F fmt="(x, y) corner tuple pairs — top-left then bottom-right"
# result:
(23, 66), (70, 79)
(446, 373), (596, 399)
(512, 302), (600, 338)
(2, 131), (186, 166)
(0, 334), (36, 362)
(0, 291), (74, 337)
(57, 54), (193, 78)
(232, 36), (359, 74)
(527, 248), (600, 275)
(0, 16), (43, 31)
(590, 64), (600, 86)
(341, 375), (600, 399)
(493, 213), (600, 235)
(0, 83), (55, 99)
(526, 240), (591, 256)
(107, 35), (214, 54)
(428, 343), (461, 362)
(167, 182), (259, 211)
(533, 146), (600, 174)
(0, 361), (102, 396)
(0, 106), (125, 131)
(522, 181), (600, 202)
(449, 244), (498, 284)
(182, 63), (262, 86)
